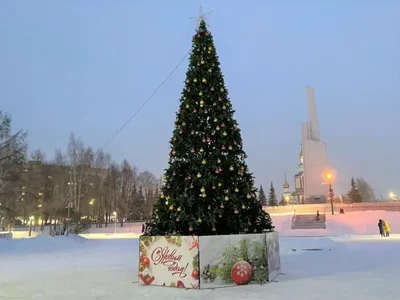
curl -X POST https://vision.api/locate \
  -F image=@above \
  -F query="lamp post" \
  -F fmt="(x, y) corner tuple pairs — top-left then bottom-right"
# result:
(89, 199), (95, 223)
(326, 173), (334, 215)
(113, 211), (117, 234)
(28, 215), (34, 237)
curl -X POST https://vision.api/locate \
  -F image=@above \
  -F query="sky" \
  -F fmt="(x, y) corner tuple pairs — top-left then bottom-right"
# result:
(1, 1), (400, 198)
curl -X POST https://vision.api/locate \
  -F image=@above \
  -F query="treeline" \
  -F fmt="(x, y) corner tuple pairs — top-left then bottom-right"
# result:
(0, 111), (160, 229)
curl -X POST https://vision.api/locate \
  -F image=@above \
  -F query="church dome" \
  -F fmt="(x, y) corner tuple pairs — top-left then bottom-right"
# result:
(283, 182), (289, 189)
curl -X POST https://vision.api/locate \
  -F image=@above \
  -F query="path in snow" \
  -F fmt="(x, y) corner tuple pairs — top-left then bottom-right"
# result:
(0, 236), (399, 300)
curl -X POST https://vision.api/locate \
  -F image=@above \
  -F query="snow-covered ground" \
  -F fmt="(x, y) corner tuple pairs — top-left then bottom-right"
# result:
(1, 210), (399, 299)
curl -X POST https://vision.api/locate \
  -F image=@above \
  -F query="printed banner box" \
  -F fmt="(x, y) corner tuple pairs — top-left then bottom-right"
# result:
(138, 232), (280, 289)
(139, 235), (200, 288)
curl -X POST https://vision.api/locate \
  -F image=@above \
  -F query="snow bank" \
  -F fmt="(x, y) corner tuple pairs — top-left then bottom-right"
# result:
(271, 211), (400, 237)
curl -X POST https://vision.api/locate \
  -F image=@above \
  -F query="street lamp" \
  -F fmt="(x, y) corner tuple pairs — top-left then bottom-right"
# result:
(326, 172), (334, 215)
(113, 211), (117, 234)
(89, 199), (95, 223)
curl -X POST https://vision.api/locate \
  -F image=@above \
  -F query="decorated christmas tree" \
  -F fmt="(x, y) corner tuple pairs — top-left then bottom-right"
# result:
(144, 19), (273, 236)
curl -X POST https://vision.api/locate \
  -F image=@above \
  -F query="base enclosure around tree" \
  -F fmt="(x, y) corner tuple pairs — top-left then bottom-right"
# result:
(138, 232), (280, 289)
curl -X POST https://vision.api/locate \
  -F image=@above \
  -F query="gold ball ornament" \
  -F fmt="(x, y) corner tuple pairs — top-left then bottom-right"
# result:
(186, 104), (189, 108)
(202, 78), (206, 83)
(201, 159), (207, 165)
(224, 196), (229, 201)
(200, 148), (204, 152)
(200, 187), (205, 193)
(197, 173), (202, 178)
(222, 105), (226, 110)
(173, 231), (177, 235)
(247, 194), (252, 199)
(228, 146), (233, 150)
(216, 126), (220, 131)
(217, 159), (221, 164)
(177, 207), (182, 212)
(201, 60), (205, 64)
(213, 118), (218, 122)
(220, 88), (225, 92)
(169, 205), (174, 211)
(186, 79), (190, 83)
(208, 46), (212, 51)
(218, 182), (222, 187)
(208, 68), (212, 73)
(194, 78), (198, 83)
(199, 91), (203, 96)
(229, 166), (234, 171)
(223, 131), (227, 136)
(242, 204), (246, 209)
(235, 188), (239, 193)
(172, 151), (176, 155)
(198, 218), (202, 223)
(165, 201), (169, 205)
(182, 122), (186, 126)
(199, 100), (204, 107)
(201, 193), (206, 198)
(160, 194), (165, 199)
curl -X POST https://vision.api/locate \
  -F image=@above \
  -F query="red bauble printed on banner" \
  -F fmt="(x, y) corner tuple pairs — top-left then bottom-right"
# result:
(231, 260), (253, 285)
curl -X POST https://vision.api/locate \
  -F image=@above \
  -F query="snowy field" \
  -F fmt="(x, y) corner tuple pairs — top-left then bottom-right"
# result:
(1, 211), (400, 300)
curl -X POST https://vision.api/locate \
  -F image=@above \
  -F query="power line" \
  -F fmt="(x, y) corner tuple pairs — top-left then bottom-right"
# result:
(99, 51), (190, 150)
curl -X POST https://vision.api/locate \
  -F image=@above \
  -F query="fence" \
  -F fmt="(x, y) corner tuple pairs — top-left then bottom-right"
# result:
(265, 202), (400, 215)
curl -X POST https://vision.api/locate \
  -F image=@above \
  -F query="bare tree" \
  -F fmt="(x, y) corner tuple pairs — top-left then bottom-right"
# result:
(92, 149), (111, 227)
(67, 133), (93, 213)
(137, 170), (159, 219)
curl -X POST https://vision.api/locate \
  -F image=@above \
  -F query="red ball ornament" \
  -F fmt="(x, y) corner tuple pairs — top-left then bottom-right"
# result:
(191, 148), (195, 153)
(231, 261), (253, 285)
(192, 269), (199, 280)
(141, 256), (150, 267)
(220, 204), (224, 208)
(213, 102), (217, 107)
(221, 146), (226, 150)
(212, 227), (216, 232)
(191, 130), (195, 135)
(176, 218), (180, 222)
(234, 209), (239, 214)
(210, 87), (214, 91)
(189, 226), (193, 232)
(202, 138), (206, 142)
(193, 109), (197, 113)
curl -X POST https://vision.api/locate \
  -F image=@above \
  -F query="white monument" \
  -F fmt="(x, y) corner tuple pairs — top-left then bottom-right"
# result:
(300, 86), (330, 204)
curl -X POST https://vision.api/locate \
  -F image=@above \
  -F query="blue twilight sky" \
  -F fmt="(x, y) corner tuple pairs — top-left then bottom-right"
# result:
(1, 1), (400, 197)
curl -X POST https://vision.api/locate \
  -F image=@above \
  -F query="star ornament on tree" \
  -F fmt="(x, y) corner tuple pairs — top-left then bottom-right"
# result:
(190, 6), (213, 26)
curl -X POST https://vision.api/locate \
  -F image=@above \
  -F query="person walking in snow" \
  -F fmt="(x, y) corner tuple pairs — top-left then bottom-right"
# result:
(383, 220), (391, 237)
(378, 219), (385, 237)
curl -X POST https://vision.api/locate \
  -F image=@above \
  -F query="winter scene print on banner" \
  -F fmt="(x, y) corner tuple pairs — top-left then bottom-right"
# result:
(198, 234), (268, 289)
(266, 231), (281, 281)
(139, 235), (200, 289)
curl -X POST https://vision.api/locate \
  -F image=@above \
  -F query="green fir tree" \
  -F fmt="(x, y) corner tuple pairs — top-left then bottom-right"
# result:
(144, 20), (273, 236)
(347, 177), (363, 203)
(268, 182), (278, 206)
(259, 185), (267, 206)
